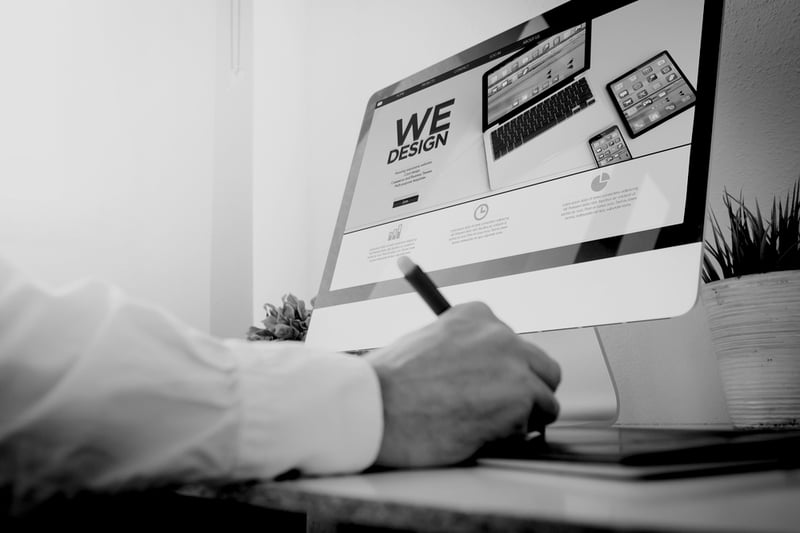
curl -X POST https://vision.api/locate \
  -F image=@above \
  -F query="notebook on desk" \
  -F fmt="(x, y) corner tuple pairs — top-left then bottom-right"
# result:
(477, 426), (800, 480)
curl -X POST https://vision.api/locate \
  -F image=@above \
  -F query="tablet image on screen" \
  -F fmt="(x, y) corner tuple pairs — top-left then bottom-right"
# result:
(607, 50), (697, 138)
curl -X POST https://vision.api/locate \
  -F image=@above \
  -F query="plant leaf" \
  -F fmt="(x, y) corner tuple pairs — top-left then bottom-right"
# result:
(704, 178), (800, 280)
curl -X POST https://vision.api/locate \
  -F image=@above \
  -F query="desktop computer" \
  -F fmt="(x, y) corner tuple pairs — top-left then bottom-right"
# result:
(307, 0), (722, 351)
(303, 0), (800, 477)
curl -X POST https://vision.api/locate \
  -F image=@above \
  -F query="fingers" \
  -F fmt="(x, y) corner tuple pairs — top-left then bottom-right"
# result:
(523, 342), (562, 391)
(446, 301), (562, 429)
(507, 374), (560, 438)
(527, 379), (561, 429)
(517, 342), (561, 429)
(450, 301), (562, 391)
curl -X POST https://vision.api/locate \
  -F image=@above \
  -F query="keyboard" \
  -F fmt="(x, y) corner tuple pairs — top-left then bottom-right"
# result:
(491, 77), (595, 160)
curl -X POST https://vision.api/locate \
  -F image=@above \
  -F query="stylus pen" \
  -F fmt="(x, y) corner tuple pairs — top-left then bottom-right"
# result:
(397, 256), (451, 315)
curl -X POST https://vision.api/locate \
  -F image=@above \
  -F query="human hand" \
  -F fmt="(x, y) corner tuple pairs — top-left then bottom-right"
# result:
(365, 302), (561, 468)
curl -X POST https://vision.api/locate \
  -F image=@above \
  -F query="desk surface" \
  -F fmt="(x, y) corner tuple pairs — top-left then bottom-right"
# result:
(188, 465), (800, 532)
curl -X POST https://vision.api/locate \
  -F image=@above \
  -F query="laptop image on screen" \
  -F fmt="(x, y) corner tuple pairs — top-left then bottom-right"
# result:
(483, 21), (595, 191)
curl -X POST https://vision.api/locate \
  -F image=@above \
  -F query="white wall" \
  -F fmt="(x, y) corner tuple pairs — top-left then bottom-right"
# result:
(0, 1), (254, 337)
(0, 1), (216, 330)
(212, 0), (254, 338)
(251, 0), (310, 320)
(707, 0), (800, 212)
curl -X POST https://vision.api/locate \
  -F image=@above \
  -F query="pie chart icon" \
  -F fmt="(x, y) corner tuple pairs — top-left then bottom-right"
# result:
(591, 172), (611, 192)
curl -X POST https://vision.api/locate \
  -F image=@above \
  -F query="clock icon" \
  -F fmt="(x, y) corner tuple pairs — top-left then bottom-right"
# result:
(474, 203), (489, 220)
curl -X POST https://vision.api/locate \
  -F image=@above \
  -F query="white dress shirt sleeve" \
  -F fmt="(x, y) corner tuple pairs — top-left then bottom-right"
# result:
(0, 258), (383, 507)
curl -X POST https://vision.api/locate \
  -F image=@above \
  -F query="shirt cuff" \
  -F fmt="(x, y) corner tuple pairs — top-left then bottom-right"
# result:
(230, 341), (383, 479)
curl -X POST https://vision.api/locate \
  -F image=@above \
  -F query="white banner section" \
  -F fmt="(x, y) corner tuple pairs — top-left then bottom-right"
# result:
(331, 146), (689, 290)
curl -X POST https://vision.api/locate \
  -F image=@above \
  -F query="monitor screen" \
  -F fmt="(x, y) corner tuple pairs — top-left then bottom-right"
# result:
(307, 0), (723, 352)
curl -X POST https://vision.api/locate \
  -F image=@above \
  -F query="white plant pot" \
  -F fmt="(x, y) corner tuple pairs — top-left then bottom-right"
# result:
(701, 271), (800, 429)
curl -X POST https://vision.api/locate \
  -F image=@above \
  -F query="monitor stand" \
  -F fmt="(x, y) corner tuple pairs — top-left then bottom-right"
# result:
(594, 298), (732, 428)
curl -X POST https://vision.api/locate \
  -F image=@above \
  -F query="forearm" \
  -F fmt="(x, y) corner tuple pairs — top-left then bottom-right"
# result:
(0, 260), (382, 508)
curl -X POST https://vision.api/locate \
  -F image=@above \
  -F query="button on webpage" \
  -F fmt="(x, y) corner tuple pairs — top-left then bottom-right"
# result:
(392, 195), (419, 208)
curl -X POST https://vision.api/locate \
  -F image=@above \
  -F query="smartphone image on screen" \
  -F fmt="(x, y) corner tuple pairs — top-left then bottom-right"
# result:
(589, 125), (631, 167)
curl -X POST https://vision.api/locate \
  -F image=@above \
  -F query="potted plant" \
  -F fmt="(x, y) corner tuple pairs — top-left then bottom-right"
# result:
(701, 178), (800, 429)
(248, 294), (313, 342)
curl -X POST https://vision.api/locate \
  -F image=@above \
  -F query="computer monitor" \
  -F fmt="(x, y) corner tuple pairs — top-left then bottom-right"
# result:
(306, 0), (723, 352)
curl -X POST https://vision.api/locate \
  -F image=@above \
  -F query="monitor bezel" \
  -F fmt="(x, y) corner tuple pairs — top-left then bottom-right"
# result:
(312, 0), (724, 344)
